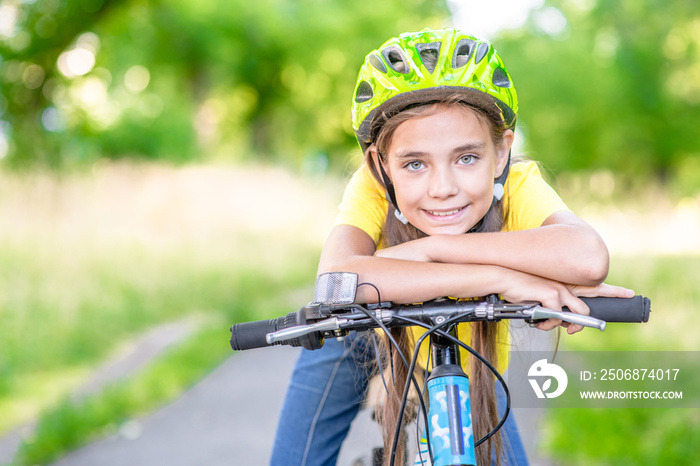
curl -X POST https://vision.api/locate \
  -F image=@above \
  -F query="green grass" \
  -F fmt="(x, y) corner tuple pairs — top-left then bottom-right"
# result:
(1, 235), (319, 465)
(0, 236), (317, 426)
(543, 254), (700, 465)
(0, 162), (328, 463)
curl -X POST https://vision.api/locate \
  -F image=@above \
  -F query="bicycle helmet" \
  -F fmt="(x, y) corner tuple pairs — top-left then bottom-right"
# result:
(352, 27), (517, 151)
(351, 27), (518, 232)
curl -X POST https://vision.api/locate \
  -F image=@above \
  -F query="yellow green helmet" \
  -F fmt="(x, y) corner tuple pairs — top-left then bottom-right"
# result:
(352, 27), (518, 151)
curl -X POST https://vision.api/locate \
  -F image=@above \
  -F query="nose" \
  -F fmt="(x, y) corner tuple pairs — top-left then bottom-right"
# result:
(427, 166), (459, 199)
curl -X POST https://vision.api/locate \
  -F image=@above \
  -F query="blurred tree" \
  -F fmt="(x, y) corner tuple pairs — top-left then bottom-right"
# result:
(0, 0), (448, 168)
(0, 0), (121, 166)
(496, 0), (700, 188)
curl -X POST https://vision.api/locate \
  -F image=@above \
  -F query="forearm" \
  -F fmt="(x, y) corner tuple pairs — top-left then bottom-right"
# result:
(317, 223), (607, 307)
(323, 254), (513, 304)
(424, 217), (609, 286)
(317, 226), (518, 303)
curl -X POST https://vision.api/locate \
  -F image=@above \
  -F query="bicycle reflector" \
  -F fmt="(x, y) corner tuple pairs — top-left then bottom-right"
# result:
(314, 272), (358, 305)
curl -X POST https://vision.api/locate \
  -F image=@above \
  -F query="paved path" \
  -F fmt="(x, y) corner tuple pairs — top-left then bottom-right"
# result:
(51, 346), (300, 466)
(46, 322), (554, 466)
(48, 345), (386, 466)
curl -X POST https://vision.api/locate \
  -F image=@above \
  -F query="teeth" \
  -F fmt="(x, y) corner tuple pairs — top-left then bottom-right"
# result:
(428, 208), (461, 216)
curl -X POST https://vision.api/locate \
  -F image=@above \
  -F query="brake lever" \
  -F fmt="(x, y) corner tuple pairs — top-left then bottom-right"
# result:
(524, 306), (606, 331)
(265, 317), (348, 345)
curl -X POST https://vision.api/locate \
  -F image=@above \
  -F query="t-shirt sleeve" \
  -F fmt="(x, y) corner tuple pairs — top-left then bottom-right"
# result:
(334, 163), (388, 245)
(503, 161), (571, 232)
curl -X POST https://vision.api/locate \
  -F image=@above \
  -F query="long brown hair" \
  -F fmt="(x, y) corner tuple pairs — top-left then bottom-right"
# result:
(368, 97), (509, 466)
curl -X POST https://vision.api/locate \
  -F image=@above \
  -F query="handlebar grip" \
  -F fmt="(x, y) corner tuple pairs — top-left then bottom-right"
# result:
(578, 296), (651, 323)
(230, 312), (298, 351)
(230, 310), (325, 351)
(230, 319), (278, 351)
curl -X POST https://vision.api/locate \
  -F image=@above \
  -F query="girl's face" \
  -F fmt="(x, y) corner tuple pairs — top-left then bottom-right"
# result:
(378, 106), (513, 236)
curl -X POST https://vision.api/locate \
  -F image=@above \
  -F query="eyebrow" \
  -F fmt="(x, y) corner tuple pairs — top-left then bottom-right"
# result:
(393, 142), (487, 159)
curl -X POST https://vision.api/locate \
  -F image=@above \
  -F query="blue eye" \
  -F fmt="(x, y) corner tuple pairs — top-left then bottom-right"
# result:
(459, 155), (475, 164)
(406, 161), (424, 170)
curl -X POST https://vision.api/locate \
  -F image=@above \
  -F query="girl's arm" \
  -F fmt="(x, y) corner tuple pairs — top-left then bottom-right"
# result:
(374, 210), (609, 286)
(319, 224), (633, 334)
(318, 224), (599, 330)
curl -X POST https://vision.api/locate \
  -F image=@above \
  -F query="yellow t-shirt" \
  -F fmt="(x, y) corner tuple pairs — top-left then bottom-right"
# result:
(334, 161), (571, 373)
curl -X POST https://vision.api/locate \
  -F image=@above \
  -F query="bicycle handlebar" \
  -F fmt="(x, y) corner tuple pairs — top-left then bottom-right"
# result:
(229, 274), (651, 466)
(230, 294), (651, 352)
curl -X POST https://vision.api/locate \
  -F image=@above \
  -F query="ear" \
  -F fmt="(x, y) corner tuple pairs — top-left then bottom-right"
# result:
(494, 129), (515, 178)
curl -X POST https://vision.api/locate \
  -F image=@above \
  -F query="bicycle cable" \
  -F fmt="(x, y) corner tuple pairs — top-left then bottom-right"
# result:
(350, 302), (433, 466)
(342, 283), (510, 466)
(389, 311), (511, 466)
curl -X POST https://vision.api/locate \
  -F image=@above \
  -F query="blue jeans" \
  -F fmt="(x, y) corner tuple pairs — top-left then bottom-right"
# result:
(270, 333), (529, 466)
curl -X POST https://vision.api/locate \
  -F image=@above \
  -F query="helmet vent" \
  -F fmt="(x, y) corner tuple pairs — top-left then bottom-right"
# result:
(369, 53), (386, 73)
(452, 38), (476, 68)
(492, 67), (511, 88)
(354, 80), (374, 103)
(416, 42), (441, 73)
(382, 46), (410, 74)
(475, 42), (490, 64)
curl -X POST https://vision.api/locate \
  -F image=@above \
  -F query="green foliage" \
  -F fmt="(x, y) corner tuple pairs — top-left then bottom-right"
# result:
(0, 0), (449, 168)
(562, 255), (700, 352)
(2, 0), (700, 189)
(496, 0), (700, 187)
(542, 408), (700, 466)
(546, 254), (700, 464)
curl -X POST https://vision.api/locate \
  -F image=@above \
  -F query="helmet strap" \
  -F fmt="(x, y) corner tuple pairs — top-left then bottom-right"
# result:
(375, 155), (399, 211)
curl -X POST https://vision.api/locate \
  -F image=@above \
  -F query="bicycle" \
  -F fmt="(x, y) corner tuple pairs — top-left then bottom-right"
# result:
(230, 272), (651, 466)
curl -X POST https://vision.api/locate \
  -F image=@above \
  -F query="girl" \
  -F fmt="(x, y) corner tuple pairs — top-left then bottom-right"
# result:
(271, 28), (633, 466)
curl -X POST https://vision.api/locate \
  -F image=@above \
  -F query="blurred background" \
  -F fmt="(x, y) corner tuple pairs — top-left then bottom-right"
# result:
(0, 0), (698, 464)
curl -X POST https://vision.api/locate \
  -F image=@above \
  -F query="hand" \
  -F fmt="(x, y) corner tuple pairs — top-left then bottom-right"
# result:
(498, 269), (590, 335)
(374, 238), (431, 262)
(553, 282), (634, 333)
(531, 282), (635, 334)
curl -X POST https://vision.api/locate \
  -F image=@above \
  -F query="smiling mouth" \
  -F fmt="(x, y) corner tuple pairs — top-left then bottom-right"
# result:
(425, 207), (465, 217)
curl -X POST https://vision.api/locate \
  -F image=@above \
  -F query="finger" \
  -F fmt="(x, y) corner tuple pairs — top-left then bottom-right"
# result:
(596, 283), (635, 298)
(564, 295), (590, 316)
(559, 321), (585, 334)
(560, 294), (587, 334)
(537, 318), (562, 331)
(573, 283), (635, 298)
